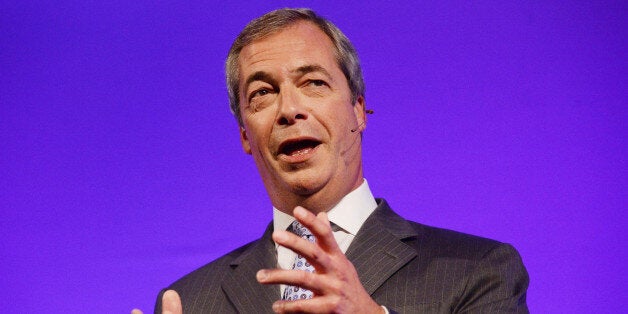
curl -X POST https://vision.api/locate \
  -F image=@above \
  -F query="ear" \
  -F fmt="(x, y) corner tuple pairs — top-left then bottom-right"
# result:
(352, 95), (367, 132)
(239, 126), (252, 154)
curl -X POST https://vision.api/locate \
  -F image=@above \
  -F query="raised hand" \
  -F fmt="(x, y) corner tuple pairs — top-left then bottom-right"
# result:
(256, 206), (384, 314)
(131, 289), (182, 314)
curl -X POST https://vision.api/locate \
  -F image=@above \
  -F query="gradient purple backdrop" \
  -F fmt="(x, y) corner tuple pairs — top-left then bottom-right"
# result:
(1, 1), (625, 313)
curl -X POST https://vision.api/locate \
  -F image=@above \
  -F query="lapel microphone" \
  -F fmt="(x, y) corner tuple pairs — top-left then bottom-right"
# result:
(350, 109), (374, 133)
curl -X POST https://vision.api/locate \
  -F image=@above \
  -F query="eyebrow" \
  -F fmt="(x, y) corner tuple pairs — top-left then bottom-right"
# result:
(243, 64), (334, 91)
(292, 64), (333, 80)
(245, 71), (277, 87)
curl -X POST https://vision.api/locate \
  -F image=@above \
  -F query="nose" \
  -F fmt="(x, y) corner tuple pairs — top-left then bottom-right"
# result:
(276, 87), (308, 126)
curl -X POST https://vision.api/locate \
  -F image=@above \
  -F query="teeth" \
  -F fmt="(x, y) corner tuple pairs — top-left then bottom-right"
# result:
(280, 140), (319, 156)
(289, 147), (311, 156)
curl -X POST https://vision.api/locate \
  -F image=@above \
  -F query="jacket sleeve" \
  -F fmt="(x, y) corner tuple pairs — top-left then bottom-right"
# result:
(455, 243), (529, 313)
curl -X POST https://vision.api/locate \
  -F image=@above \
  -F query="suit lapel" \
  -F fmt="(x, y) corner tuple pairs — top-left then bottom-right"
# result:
(221, 223), (279, 313)
(345, 199), (418, 295)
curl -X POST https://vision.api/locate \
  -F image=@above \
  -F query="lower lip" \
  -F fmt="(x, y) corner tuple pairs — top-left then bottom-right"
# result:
(278, 145), (319, 163)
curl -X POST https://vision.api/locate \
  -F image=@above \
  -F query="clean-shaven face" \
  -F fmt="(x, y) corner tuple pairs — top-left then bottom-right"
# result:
(237, 21), (366, 213)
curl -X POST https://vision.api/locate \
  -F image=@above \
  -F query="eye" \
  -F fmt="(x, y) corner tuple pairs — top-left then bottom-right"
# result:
(309, 79), (327, 87)
(249, 88), (272, 101)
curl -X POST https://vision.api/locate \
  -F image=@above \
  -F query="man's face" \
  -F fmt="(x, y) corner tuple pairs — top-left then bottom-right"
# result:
(237, 21), (366, 212)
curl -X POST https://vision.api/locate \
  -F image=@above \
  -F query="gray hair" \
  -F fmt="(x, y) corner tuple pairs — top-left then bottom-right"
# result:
(226, 8), (365, 126)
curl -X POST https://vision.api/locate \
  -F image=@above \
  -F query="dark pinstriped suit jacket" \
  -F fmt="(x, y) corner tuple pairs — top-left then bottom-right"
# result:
(155, 199), (529, 313)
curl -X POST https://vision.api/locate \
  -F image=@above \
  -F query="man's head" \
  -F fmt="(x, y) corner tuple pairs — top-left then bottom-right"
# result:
(226, 8), (365, 126)
(229, 8), (367, 213)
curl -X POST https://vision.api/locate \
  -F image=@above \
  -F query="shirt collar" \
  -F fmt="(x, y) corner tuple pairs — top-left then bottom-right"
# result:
(273, 179), (377, 235)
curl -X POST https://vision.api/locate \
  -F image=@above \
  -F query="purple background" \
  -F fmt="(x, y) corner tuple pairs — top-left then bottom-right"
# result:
(1, 1), (625, 313)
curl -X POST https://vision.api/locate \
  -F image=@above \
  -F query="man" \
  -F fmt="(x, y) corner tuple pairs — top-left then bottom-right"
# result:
(152, 8), (529, 314)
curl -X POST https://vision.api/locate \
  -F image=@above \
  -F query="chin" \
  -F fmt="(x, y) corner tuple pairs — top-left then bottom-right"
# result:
(282, 172), (329, 196)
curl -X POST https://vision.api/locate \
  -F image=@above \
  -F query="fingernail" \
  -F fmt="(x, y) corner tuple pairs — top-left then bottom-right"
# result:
(272, 302), (281, 313)
(256, 270), (268, 281)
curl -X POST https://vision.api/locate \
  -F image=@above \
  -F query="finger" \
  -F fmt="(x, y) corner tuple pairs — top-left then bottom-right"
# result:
(256, 268), (324, 294)
(293, 206), (340, 252)
(131, 309), (143, 314)
(162, 290), (183, 314)
(272, 297), (334, 314)
(272, 229), (330, 270)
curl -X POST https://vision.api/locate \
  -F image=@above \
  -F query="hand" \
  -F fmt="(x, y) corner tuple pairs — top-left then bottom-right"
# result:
(131, 290), (182, 314)
(256, 206), (384, 314)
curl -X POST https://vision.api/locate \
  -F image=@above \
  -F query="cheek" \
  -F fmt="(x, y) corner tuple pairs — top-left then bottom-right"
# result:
(329, 107), (356, 131)
(246, 126), (271, 153)
(243, 113), (273, 144)
(247, 132), (263, 151)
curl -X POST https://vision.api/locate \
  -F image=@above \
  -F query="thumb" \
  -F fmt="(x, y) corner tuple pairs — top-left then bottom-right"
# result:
(162, 290), (183, 314)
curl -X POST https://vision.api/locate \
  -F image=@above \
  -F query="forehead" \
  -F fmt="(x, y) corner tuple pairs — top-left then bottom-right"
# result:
(238, 21), (340, 78)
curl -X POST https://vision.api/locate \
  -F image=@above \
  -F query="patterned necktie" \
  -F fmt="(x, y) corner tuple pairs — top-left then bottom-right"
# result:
(282, 221), (316, 300)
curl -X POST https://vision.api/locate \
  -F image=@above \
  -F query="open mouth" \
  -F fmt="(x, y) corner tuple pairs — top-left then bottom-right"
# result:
(278, 139), (321, 157)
